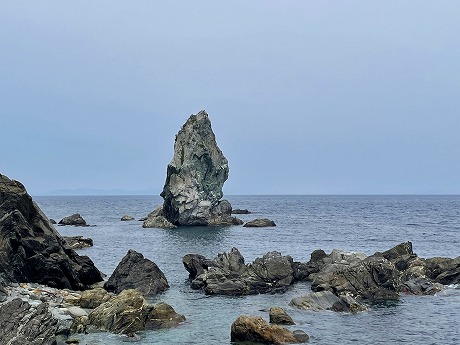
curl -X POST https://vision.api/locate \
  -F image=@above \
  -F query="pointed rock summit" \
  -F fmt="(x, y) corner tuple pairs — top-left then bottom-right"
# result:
(144, 110), (242, 227)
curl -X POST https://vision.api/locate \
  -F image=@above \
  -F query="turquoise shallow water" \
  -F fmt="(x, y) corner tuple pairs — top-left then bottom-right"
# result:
(34, 195), (460, 345)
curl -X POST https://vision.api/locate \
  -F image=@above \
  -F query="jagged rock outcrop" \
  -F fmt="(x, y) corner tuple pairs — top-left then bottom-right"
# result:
(104, 249), (169, 296)
(231, 315), (308, 344)
(58, 213), (88, 226)
(146, 111), (242, 227)
(77, 289), (185, 335)
(183, 247), (295, 295)
(0, 173), (103, 290)
(0, 298), (59, 345)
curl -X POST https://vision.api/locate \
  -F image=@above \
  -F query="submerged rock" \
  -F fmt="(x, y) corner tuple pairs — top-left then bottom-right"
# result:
(120, 215), (135, 221)
(0, 174), (103, 290)
(232, 209), (252, 214)
(230, 315), (308, 344)
(104, 249), (169, 296)
(58, 214), (88, 226)
(243, 218), (276, 227)
(155, 110), (242, 226)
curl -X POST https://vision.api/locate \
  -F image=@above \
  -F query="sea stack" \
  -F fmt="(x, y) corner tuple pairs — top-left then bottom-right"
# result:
(144, 110), (242, 227)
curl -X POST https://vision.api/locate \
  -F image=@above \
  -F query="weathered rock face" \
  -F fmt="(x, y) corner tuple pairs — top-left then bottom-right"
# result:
(184, 247), (296, 295)
(0, 174), (103, 290)
(104, 249), (169, 296)
(79, 287), (112, 309)
(82, 289), (185, 335)
(0, 298), (59, 345)
(158, 110), (241, 226)
(230, 315), (308, 344)
(269, 307), (295, 325)
(290, 290), (367, 313)
(62, 236), (93, 249)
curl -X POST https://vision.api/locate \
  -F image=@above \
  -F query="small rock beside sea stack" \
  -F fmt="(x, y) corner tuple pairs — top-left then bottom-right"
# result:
(120, 215), (135, 221)
(59, 213), (88, 226)
(244, 218), (276, 227)
(144, 111), (242, 228)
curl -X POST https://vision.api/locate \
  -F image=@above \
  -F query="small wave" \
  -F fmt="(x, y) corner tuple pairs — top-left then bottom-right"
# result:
(405, 223), (420, 227)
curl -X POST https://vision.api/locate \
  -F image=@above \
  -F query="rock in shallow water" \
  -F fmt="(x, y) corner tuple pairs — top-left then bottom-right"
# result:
(58, 214), (88, 226)
(269, 307), (295, 325)
(230, 315), (308, 344)
(154, 110), (242, 226)
(104, 249), (169, 296)
(243, 218), (276, 227)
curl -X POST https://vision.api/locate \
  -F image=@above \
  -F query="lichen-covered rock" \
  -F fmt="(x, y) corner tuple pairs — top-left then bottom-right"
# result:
(79, 287), (112, 309)
(85, 289), (185, 334)
(158, 110), (242, 226)
(0, 174), (103, 290)
(230, 315), (308, 344)
(104, 249), (169, 296)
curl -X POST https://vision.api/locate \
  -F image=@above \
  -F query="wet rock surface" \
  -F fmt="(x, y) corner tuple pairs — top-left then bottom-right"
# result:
(104, 249), (169, 296)
(153, 111), (242, 226)
(0, 174), (103, 290)
(269, 307), (295, 325)
(231, 315), (308, 344)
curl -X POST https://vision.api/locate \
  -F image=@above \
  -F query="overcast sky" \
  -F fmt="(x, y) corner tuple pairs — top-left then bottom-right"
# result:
(1, 1), (459, 195)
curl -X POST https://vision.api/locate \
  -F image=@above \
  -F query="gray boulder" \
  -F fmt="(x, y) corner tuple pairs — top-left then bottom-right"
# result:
(0, 174), (103, 290)
(0, 298), (59, 345)
(58, 213), (88, 226)
(243, 218), (276, 227)
(269, 307), (295, 325)
(158, 110), (242, 226)
(120, 215), (135, 221)
(104, 249), (169, 296)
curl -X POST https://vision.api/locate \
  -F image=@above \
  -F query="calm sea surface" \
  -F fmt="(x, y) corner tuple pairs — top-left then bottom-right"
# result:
(34, 195), (460, 345)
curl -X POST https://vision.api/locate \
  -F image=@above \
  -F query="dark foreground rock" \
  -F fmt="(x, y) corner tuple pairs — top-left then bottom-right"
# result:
(104, 249), (169, 296)
(231, 315), (308, 344)
(184, 247), (295, 295)
(63, 236), (93, 249)
(58, 213), (88, 226)
(151, 110), (242, 226)
(76, 289), (185, 335)
(243, 218), (276, 227)
(0, 174), (103, 290)
(0, 298), (59, 345)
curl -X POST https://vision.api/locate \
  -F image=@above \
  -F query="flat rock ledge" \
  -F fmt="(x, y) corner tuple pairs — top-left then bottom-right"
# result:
(243, 218), (276, 227)
(231, 315), (308, 344)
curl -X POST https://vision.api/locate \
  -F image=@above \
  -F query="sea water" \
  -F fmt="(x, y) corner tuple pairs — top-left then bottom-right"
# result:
(34, 195), (460, 345)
